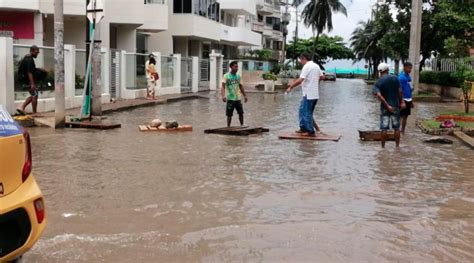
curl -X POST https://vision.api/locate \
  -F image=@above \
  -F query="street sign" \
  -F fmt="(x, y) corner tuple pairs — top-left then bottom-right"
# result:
(86, 0), (104, 23)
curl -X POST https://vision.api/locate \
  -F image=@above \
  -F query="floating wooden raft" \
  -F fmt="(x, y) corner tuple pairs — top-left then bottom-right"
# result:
(279, 132), (341, 141)
(66, 121), (121, 130)
(358, 130), (395, 141)
(139, 125), (193, 132)
(204, 126), (269, 136)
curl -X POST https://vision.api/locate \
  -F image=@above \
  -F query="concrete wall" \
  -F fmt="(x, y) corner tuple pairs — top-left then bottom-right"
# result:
(419, 83), (463, 100)
(116, 27), (136, 52)
(173, 37), (188, 57)
(43, 17), (86, 48)
(148, 31), (173, 55)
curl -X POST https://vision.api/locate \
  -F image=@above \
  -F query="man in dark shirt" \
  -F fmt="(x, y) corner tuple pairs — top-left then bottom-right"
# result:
(17, 45), (44, 116)
(373, 63), (406, 148)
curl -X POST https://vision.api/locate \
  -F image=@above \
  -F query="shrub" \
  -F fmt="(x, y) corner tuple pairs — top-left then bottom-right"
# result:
(420, 71), (459, 87)
(262, 72), (278, 81)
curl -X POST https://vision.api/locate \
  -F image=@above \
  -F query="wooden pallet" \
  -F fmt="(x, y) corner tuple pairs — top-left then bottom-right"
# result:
(66, 121), (121, 130)
(453, 131), (474, 149)
(204, 126), (269, 136)
(139, 125), (193, 132)
(358, 130), (395, 141)
(279, 132), (341, 141)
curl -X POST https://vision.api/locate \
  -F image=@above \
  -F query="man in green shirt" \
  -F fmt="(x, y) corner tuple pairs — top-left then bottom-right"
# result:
(221, 61), (248, 127)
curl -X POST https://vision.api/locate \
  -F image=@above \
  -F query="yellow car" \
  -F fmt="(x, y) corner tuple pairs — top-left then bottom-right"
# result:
(0, 105), (47, 262)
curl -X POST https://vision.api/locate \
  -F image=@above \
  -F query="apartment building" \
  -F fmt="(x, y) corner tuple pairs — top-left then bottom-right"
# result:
(0, 0), (281, 59)
(249, 0), (285, 61)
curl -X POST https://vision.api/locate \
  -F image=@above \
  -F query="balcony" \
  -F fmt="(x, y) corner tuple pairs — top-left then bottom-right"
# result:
(39, 0), (85, 16)
(138, 0), (168, 32)
(271, 30), (283, 41)
(170, 14), (221, 41)
(221, 24), (261, 46)
(263, 25), (273, 37)
(256, 0), (273, 15)
(251, 21), (264, 33)
(0, 0), (39, 11)
(220, 0), (257, 16)
(104, 0), (145, 25)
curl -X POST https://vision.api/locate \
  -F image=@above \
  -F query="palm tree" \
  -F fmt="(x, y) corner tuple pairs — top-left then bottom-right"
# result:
(301, 0), (348, 60)
(350, 20), (385, 79)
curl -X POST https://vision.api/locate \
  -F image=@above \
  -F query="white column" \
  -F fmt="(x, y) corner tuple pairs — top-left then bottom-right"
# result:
(152, 52), (161, 95)
(409, 0), (422, 95)
(120, 50), (127, 99)
(101, 47), (110, 96)
(209, 53), (218, 91)
(0, 37), (15, 114)
(217, 55), (224, 89)
(191, 56), (199, 93)
(64, 45), (75, 108)
(173, 53), (181, 92)
(237, 61), (243, 76)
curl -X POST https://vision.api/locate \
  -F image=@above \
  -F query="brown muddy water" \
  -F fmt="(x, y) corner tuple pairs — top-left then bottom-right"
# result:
(24, 79), (473, 262)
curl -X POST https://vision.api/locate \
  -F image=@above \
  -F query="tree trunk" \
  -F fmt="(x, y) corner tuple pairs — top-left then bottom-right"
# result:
(312, 32), (320, 62)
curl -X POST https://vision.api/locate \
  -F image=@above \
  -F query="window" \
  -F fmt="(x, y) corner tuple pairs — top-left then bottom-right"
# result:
(258, 14), (263, 22)
(174, 0), (191, 13)
(266, 16), (273, 25)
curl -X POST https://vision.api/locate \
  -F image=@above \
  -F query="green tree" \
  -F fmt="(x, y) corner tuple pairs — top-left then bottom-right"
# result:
(286, 35), (354, 68)
(301, 0), (348, 59)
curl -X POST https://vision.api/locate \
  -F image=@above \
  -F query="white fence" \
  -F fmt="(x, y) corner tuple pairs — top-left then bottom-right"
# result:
(424, 57), (474, 72)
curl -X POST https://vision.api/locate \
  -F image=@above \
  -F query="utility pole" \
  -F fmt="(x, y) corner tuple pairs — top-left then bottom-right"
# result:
(54, 0), (65, 128)
(408, 0), (422, 95)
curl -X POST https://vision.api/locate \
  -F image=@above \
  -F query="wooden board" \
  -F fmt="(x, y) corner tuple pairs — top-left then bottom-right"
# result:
(66, 121), (121, 130)
(453, 131), (474, 149)
(204, 126), (269, 136)
(278, 133), (341, 141)
(139, 125), (193, 132)
(358, 130), (395, 141)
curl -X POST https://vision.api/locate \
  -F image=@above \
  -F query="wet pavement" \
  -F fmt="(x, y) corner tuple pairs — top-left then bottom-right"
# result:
(25, 79), (474, 262)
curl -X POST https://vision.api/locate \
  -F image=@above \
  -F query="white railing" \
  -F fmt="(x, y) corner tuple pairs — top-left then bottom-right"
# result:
(426, 57), (473, 72)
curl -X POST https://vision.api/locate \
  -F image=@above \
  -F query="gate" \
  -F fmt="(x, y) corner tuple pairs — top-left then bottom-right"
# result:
(222, 60), (229, 76)
(110, 50), (121, 99)
(181, 57), (193, 93)
(199, 59), (210, 91)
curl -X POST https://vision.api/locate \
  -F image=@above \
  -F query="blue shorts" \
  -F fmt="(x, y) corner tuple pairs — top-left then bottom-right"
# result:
(380, 108), (400, 130)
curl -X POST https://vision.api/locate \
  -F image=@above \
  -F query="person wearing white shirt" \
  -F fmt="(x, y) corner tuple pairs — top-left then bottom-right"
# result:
(286, 53), (321, 136)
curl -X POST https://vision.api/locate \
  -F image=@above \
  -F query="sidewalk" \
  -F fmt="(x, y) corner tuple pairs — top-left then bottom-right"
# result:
(31, 93), (210, 128)
(38, 93), (210, 118)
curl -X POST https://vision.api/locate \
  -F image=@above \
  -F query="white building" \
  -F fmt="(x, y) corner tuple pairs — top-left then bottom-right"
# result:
(0, 0), (283, 59)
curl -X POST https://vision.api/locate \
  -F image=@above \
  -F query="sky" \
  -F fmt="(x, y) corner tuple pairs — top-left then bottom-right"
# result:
(286, 0), (376, 43)
(285, 0), (378, 70)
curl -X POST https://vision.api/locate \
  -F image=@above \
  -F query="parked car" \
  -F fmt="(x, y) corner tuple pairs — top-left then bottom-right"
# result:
(324, 73), (337, 81)
(0, 105), (47, 262)
(320, 71), (326, 80)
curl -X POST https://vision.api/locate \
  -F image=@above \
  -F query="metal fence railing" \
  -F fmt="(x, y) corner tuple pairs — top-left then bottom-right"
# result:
(13, 45), (56, 101)
(161, 56), (175, 88)
(425, 57), (474, 72)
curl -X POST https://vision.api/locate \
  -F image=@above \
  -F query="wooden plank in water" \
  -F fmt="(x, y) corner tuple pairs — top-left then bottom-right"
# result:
(278, 133), (341, 142)
(139, 125), (193, 132)
(66, 121), (121, 130)
(204, 126), (269, 136)
(453, 131), (474, 149)
(358, 130), (395, 141)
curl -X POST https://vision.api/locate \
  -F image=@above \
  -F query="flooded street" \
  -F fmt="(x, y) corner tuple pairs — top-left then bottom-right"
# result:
(25, 79), (473, 262)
